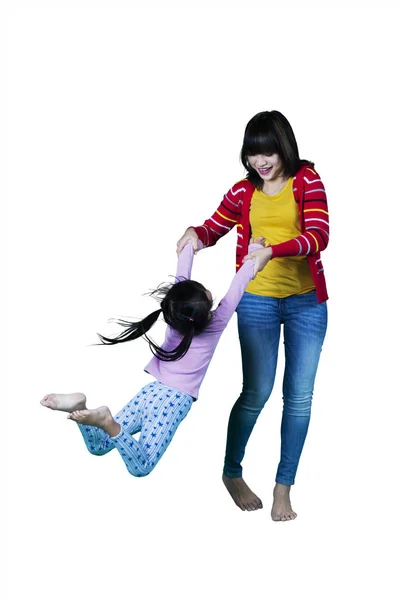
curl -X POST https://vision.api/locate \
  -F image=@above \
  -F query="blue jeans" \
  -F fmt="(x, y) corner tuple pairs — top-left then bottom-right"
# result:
(223, 290), (327, 486)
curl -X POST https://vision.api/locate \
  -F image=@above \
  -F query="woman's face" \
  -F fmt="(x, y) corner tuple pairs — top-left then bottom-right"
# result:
(247, 153), (284, 181)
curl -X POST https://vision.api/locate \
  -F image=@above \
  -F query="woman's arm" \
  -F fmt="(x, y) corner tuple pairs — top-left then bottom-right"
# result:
(271, 169), (329, 258)
(177, 180), (247, 253)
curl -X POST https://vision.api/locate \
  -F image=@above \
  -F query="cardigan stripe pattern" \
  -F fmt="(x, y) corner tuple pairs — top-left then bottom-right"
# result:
(263, 169), (329, 258)
(192, 166), (329, 303)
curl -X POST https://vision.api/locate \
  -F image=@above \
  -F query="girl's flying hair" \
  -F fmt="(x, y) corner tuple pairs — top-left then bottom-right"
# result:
(98, 279), (213, 362)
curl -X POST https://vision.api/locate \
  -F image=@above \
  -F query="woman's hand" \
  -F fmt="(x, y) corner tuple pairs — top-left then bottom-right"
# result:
(177, 227), (199, 255)
(244, 246), (273, 278)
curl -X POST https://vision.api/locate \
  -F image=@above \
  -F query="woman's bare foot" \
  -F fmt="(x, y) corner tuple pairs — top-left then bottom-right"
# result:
(271, 483), (297, 521)
(68, 406), (120, 437)
(222, 475), (263, 511)
(40, 393), (87, 413)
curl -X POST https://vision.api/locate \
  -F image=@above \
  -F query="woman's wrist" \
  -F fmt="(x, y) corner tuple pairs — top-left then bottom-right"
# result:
(264, 246), (273, 258)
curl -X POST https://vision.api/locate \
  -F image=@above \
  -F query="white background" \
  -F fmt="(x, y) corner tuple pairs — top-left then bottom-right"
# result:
(5, 1), (399, 599)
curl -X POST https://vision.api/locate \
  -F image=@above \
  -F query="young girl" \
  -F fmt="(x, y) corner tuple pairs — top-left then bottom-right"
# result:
(40, 238), (266, 477)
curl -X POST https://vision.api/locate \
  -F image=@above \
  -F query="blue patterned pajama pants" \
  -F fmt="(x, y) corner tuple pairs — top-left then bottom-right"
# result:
(77, 381), (193, 477)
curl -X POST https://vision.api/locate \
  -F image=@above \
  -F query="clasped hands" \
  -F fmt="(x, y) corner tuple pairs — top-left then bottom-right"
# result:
(244, 236), (273, 276)
(176, 228), (272, 277)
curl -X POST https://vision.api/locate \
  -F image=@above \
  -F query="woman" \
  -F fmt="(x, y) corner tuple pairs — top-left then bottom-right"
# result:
(177, 110), (329, 521)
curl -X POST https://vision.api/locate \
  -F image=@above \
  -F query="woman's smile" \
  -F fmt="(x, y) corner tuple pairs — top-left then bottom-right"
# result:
(257, 166), (273, 176)
(247, 153), (283, 180)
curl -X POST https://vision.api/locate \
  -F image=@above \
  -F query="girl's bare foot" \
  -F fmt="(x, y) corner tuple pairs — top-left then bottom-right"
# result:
(222, 475), (263, 511)
(40, 393), (87, 412)
(68, 406), (120, 437)
(271, 483), (297, 521)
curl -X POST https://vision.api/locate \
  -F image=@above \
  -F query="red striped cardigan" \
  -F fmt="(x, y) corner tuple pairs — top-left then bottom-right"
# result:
(192, 166), (329, 303)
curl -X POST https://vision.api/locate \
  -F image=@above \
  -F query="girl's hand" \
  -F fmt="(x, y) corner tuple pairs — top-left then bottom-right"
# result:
(249, 236), (267, 246)
(177, 227), (199, 255)
(243, 246), (273, 278)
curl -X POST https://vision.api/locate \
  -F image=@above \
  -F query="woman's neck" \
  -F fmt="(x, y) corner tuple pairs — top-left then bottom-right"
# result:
(262, 176), (288, 196)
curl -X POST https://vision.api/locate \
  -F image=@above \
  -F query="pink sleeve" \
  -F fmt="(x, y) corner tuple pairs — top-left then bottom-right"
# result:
(175, 240), (204, 281)
(210, 243), (262, 329)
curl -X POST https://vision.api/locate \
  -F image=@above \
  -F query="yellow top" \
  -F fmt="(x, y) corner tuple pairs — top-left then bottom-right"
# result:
(246, 178), (315, 297)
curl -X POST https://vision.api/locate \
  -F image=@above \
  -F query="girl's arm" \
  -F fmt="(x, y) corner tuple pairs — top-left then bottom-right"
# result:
(211, 242), (265, 327)
(175, 240), (204, 281)
(270, 169), (329, 258)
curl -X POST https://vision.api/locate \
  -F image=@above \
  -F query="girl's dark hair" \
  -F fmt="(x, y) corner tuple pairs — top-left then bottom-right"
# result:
(240, 110), (314, 190)
(97, 279), (213, 362)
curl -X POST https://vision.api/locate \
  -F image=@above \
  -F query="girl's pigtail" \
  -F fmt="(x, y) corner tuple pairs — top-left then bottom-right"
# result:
(98, 278), (212, 361)
(98, 309), (162, 345)
(149, 324), (195, 362)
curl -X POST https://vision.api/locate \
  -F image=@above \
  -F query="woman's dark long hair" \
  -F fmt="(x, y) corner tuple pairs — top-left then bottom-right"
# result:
(98, 279), (213, 362)
(240, 110), (315, 190)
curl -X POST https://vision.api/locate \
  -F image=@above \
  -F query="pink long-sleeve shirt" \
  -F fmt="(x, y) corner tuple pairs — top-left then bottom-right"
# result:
(144, 241), (261, 399)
